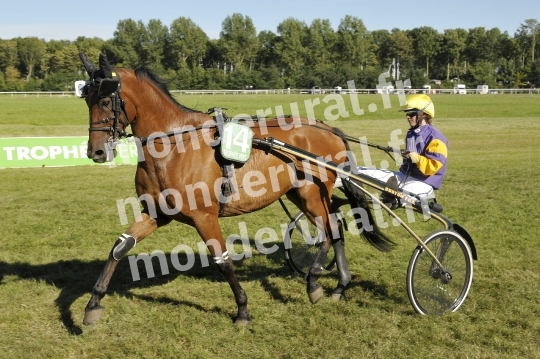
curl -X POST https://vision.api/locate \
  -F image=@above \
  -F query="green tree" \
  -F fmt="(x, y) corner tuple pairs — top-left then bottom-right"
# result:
(306, 19), (337, 70)
(45, 40), (70, 53)
(17, 37), (46, 81)
(389, 29), (414, 66)
(4, 65), (24, 91)
(73, 36), (107, 56)
(466, 27), (492, 64)
(41, 44), (80, 75)
(512, 70), (528, 87)
(0, 40), (19, 71)
(258, 66), (285, 88)
(191, 65), (206, 89)
(220, 13), (259, 70)
(484, 28), (503, 65)
(439, 28), (467, 81)
(469, 60), (497, 87)
(112, 19), (145, 67)
(72, 37), (104, 76)
(173, 66), (193, 89)
(139, 19), (169, 70)
(529, 59), (540, 87)
(517, 19), (540, 63)
(202, 67), (227, 90)
(336, 15), (375, 69)
(410, 27), (441, 78)
(203, 39), (223, 69)
(169, 17), (208, 70)
(255, 30), (279, 68)
(274, 18), (308, 87)
(371, 29), (392, 70)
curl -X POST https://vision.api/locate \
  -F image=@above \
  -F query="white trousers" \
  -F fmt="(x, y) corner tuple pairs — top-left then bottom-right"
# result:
(335, 167), (436, 201)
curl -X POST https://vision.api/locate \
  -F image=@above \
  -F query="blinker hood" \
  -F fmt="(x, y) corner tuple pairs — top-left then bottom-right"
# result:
(77, 52), (120, 97)
(98, 78), (120, 97)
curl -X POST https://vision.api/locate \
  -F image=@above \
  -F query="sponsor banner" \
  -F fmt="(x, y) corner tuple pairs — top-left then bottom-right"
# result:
(0, 137), (139, 168)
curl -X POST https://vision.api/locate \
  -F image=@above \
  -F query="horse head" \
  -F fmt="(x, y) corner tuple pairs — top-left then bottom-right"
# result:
(78, 52), (130, 163)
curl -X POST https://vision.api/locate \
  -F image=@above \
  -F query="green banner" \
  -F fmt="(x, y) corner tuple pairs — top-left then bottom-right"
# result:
(0, 136), (139, 168)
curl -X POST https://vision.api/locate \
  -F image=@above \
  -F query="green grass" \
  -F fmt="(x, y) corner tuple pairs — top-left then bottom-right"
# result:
(1, 93), (539, 137)
(1, 94), (539, 358)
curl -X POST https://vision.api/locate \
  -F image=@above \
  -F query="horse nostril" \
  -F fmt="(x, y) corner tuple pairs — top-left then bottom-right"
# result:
(94, 150), (105, 156)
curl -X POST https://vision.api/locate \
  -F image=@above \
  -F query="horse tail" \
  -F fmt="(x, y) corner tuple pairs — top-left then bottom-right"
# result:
(331, 127), (396, 252)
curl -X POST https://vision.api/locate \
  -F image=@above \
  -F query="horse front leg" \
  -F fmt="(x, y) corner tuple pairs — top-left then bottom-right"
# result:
(83, 213), (171, 325)
(194, 216), (251, 325)
(216, 257), (251, 325)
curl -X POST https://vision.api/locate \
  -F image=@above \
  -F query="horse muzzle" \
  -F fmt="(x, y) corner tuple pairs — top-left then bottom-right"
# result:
(87, 144), (116, 163)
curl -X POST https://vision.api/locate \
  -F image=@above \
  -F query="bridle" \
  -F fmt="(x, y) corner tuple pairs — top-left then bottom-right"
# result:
(88, 91), (131, 147)
(79, 72), (132, 149)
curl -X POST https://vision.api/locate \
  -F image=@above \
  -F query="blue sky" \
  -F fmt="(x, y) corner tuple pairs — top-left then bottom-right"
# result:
(1, 0), (538, 41)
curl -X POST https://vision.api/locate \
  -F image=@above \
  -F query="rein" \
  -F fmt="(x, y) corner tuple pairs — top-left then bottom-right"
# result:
(136, 116), (322, 147)
(137, 124), (218, 146)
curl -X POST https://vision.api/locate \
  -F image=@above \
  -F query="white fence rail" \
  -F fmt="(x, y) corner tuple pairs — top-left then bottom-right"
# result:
(0, 88), (539, 97)
(0, 91), (76, 97)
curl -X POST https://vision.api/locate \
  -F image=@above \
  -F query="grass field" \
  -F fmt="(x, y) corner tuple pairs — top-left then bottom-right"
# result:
(1, 93), (539, 358)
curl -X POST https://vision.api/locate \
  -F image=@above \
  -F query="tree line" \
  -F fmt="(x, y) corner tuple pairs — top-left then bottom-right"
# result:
(1, 14), (539, 91)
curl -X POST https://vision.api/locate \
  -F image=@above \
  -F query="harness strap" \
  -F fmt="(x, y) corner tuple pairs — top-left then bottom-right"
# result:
(205, 107), (237, 216)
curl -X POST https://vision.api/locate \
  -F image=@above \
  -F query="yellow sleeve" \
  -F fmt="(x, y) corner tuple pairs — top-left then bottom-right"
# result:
(409, 139), (448, 175)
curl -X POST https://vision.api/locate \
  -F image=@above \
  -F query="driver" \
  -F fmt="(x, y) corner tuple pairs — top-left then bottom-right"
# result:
(398, 93), (448, 191)
(338, 94), (448, 206)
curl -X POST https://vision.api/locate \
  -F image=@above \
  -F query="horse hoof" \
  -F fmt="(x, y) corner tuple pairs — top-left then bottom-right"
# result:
(83, 307), (103, 325)
(235, 318), (252, 326)
(308, 286), (324, 304)
(331, 293), (343, 301)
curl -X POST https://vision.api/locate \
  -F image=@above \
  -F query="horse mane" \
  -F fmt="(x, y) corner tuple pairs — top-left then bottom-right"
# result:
(133, 67), (201, 114)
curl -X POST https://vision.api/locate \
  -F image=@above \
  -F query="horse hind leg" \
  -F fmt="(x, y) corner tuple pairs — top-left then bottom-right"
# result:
(306, 245), (329, 303)
(296, 197), (334, 304)
(330, 218), (351, 301)
(295, 187), (351, 303)
(305, 216), (352, 303)
(83, 213), (171, 325)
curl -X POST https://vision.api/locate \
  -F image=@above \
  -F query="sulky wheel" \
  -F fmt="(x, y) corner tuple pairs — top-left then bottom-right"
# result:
(283, 211), (339, 277)
(406, 230), (474, 315)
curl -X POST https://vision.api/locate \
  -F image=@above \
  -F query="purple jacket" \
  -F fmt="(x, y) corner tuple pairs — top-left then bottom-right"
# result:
(399, 124), (448, 189)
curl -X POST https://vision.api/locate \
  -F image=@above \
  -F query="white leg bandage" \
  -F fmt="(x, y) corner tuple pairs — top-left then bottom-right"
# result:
(213, 251), (230, 264)
(112, 233), (137, 261)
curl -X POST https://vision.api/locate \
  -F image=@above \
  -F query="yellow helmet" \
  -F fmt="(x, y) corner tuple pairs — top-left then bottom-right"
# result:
(400, 94), (435, 118)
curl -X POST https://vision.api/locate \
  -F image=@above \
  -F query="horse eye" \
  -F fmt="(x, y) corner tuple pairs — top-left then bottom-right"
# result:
(100, 99), (111, 107)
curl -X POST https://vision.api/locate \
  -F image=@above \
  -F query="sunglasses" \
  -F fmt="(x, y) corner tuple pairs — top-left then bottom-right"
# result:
(405, 111), (419, 117)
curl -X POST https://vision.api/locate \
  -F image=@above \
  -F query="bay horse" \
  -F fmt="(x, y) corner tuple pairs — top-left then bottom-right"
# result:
(78, 53), (393, 325)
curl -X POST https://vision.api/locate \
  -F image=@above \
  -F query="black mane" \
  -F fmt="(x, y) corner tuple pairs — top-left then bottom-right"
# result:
(133, 67), (201, 113)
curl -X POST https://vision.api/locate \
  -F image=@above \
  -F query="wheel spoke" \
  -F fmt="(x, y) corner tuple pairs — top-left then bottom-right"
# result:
(407, 230), (473, 315)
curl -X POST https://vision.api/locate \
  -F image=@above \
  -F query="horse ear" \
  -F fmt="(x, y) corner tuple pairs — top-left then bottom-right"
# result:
(79, 52), (97, 76)
(99, 53), (115, 79)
